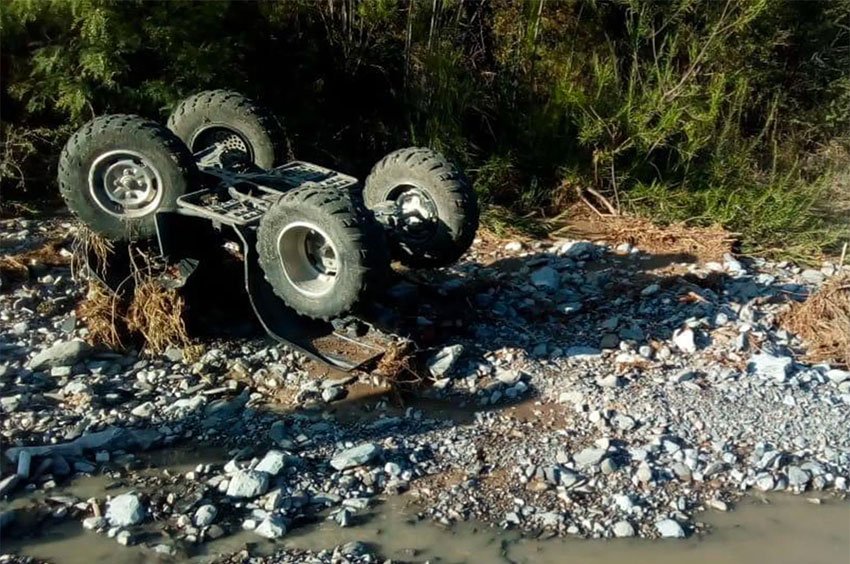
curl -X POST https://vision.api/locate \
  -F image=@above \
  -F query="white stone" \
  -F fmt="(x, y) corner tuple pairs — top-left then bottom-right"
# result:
(193, 504), (218, 527)
(655, 518), (685, 538)
(330, 443), (381, 471)
(613, 520), (635, 537)
(255, 450), (288, 476)
(106, 493), (145, 527)
(748, 354), (793, 381)
(226, 470), (269, 498)
(672, 327), (697, 354)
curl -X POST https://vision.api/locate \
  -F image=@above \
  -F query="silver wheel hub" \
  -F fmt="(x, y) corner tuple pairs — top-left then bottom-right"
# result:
(192, 126), (252, 160)
(88, 150), (163, 218)
(393, 185), (438, 242)
(277, 222), (339, 297)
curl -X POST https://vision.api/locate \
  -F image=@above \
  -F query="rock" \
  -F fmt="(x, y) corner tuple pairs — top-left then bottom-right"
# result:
(531, 266), (560, 290)
(825, 369), (850, 385)
(495, 369), (521, 386)
(565, 346), (602, 359)
(672, 327), (697, 354)
(599, 334), (620, 349)
(322, 386), (347, 403)
(4, 427), (162, 463)
(612, 413), (637, 431)
(748, 354), (793, 381)
(254, 516), (287, 539)
(558, 241), (596, 258)
(641, 283), (660, 296)
(106, 493), (145, 527)
(670, 462), (692, 481)
(130, 402), (155, 418)
(28, 340), (92, 370)
(115, 530), (134, 546)
(613, 520), (635, 537)
(707, 498), (729, 511)
(670, 370), (697, 384)
(16, 451), (31, 478)
(754, 473), (775, 491)
(207, 524), (225, 539)
(786, 466), (810, 488)
(193, 504), (218, 527)
(428, 345), (464, 378)
(330, 443), (381, 471)
(255, 450), (288, 476)
(636, 462), (653, 484)
(269, 421), (290, 446)
(334, 507), (354, 527)
(226, 470), (269, 498)
(504, 241), (523, 252)
(596, 374), (623, 388)
(83, 516), (107, 530)
(655, 518), (686, 538)
(573, 447), (607, 469)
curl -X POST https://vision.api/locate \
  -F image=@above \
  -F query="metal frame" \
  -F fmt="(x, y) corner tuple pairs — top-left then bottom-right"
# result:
(147, 159), (389, 370)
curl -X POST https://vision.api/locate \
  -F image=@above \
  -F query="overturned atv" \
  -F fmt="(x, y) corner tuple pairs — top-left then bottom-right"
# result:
(59, 90), (478, 370)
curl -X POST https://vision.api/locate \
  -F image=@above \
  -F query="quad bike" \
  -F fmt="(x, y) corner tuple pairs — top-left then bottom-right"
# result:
(58, 90), (478, 370)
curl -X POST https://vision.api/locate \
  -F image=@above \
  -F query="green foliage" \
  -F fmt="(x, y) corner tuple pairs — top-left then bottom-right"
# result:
(2, 0), (848, 258)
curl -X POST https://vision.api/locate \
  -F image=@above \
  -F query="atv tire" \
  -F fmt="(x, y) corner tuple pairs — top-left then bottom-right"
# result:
(363, 147), (478, 268)
(257, 187), (388, 320)
(58, 114), (196, 242)
(167, 90), (281, 168)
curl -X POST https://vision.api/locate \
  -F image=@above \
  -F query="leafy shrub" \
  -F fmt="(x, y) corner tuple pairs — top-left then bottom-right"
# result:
(1, 0), (847, 257)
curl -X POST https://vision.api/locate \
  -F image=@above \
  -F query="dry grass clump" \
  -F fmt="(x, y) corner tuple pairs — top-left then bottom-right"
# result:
(76, 279), (125, 349)
(551, 205), (737, 262)
(126, 278), (191, 355)
(373, 341), (430, 401)
(71, 225), (113, 278)
(782, 274), (850, 368)
(71, 225), (194, 356)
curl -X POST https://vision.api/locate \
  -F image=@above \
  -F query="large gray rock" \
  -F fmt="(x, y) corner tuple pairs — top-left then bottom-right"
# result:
(748, 354), (793, 381)
(530, 266), (560, 290)
(226, 470), (269, 498)
(193, 504), (218, 527)
(613, 520), (635, 537)
(28, 340), (92, 370)
(106, 493), (145, 527)
(254, 516), (287, 539)
(330, 443), (381, 471)
(655, 518), (685, 538)
(427, 344), (464, 378)
(255, 450), (288, 476)
(3, 428), (161, 463)
(573, 447), (607, 469)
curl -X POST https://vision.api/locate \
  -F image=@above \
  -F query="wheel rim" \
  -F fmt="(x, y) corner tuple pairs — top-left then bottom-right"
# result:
(389, 184), (438, 244)
(191, 126), (253, 161)
(277, 221), (339, 298)
(88, 150), (164, 218)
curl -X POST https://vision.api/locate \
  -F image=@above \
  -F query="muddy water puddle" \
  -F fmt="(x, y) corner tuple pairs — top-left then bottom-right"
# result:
(4, 474), (848, 563)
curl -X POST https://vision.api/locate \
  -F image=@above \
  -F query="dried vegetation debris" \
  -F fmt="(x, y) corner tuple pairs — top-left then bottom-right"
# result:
(783, 273), (850, 368)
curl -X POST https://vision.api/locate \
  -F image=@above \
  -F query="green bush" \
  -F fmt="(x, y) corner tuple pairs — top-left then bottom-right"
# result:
(1, 0), (847, 257)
